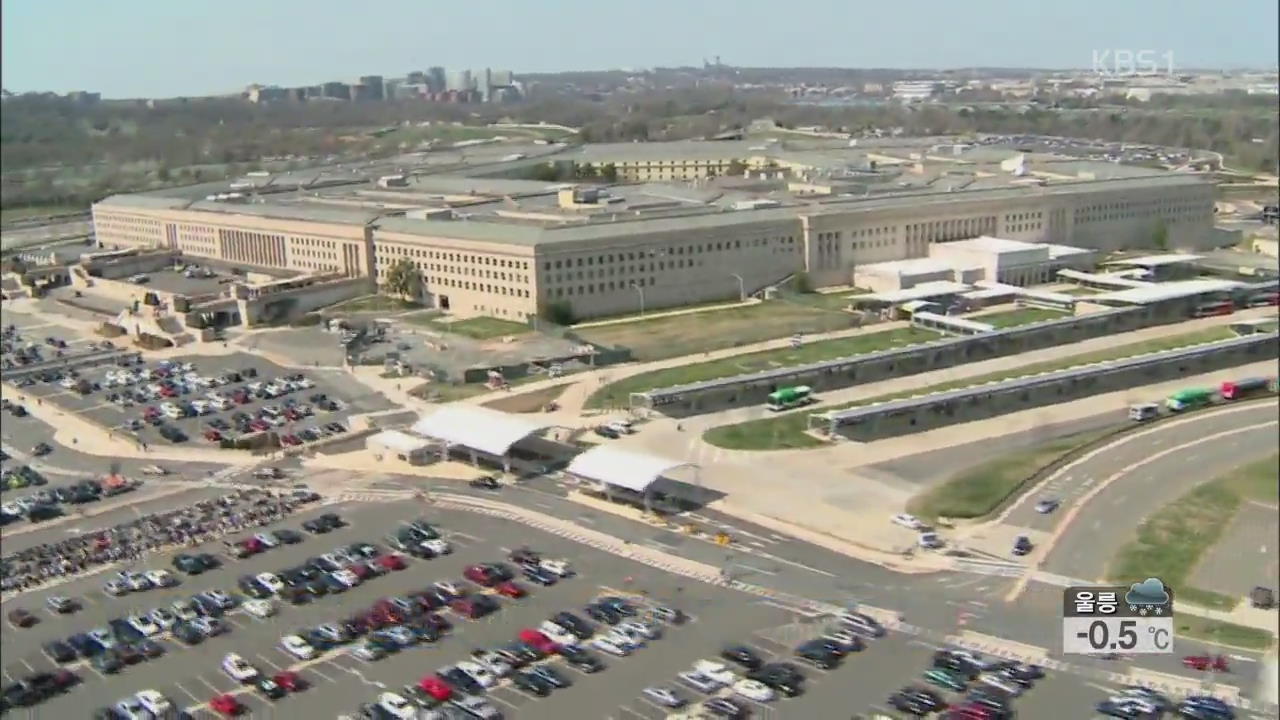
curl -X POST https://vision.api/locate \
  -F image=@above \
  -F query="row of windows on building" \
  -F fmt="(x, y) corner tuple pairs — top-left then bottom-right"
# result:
(549, 276), (658, 298)
(1074, 197), (1209, 224)
(906, 216), (998, 243)
(542, 236), (796, 273)
(548, 257), (707, 285)
(377, 244), (530, 271)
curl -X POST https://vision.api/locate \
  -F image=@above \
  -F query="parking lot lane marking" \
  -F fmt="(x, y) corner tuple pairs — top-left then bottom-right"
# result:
(736, 563), (778, 577)
(174, 682), (203, 705)
(255, 652), (284, 671)
(448, 530), (484, 543)
(16, 658), (36, 673)
(306, 663), (336, 683)
(193, 673), (225, 696)
(486, 689), (522, 709)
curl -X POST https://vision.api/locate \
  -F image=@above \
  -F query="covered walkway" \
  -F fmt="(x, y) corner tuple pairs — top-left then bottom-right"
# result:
(410, 405), (562, 472)
(565, 445), (706, 512)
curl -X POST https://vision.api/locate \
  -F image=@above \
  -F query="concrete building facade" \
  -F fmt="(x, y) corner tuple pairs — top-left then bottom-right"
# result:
(90, 144), (1217, 322)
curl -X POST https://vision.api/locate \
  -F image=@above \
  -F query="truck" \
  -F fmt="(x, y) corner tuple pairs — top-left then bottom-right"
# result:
(1220, 377), (1273, 401)
(1165, 388), (1213, 412)
(766, 385), (814, 412)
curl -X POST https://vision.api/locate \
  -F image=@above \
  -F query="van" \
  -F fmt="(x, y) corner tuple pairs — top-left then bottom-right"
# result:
(1127, 403), (1159, 422)
(161, 404), (184, 420)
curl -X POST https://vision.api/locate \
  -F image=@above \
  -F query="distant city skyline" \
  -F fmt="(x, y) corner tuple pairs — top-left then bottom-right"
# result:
(2, 0), (1277, 98)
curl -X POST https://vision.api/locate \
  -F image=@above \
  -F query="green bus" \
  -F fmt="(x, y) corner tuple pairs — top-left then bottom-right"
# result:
(1165, 387), (1213, 412)
(766, 385), (814, 411)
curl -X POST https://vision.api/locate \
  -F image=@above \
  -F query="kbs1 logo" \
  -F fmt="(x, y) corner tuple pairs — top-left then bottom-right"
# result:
(1091, 50), (1175, 77)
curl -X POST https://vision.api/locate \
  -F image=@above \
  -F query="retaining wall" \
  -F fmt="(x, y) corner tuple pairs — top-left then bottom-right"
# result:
(826, 333), (1279, 441)
(643, 305), (1192, 417)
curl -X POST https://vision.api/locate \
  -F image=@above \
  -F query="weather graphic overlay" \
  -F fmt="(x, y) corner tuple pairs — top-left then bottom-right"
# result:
(1062, 578), (1175, 655)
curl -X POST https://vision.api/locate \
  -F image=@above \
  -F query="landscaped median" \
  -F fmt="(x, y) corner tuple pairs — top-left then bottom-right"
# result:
(1106, 454), (1279, 632)
(584, 326), (939, 410)
(702, 325), (1240, 451)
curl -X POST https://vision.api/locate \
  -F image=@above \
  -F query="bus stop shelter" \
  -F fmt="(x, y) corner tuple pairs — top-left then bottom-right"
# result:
(564, 445), (702, 512)
(410, 406), (560, 472)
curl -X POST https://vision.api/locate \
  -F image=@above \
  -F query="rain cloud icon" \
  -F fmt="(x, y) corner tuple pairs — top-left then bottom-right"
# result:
(1126, 578), (1170, 606)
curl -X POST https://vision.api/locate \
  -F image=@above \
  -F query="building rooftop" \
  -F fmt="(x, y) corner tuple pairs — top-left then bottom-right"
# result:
(858, 281), (973, 304)
(1088, 278), (1244, 304)
(939, 235), (1045, 255)
(1103, 253), (1206, 268)
(858, 258), (956, 276)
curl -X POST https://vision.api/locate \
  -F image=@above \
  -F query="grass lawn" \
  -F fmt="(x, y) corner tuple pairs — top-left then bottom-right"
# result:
(0, 204), (85, 223)
(585, 326), (939, 410)
(906, 429), (1116, 521)
(1218, 454), (1280, 504)
(574, 295), (863, 361)
(703, 325), (1238, 450)
(1106, 456), (1280, 614)
(407, 316), (530, 340)
(328, 295), (422, 313)
(1174, 615), (1275, 651)
(969, 307), (1070, 328)
(1106, 480), (1241, 609)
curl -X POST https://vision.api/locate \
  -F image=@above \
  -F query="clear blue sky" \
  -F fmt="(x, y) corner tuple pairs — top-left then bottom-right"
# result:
(3, 0), (1277, 98)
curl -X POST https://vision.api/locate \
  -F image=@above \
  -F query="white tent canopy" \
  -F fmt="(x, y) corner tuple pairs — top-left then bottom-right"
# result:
(410, 406), (552, 457)
(565, 445), (697, 493)
(367, 430), (431, 454)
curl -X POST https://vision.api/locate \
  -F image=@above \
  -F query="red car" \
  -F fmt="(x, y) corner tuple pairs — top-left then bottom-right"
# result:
(1183, 654), (1230, 672)
(204, 429), (222, 442)
(376, 554), (407, 571)
(463, 564), (504, 587)
(517, 628), (559, 655)
(233, 391), (250, 404)
(210, 694), (241, 716)
(495, 581), (527, 599)
(239, 537), (265, 554)
(160, 386), (177, 398)
(273, 671), (306, 692)
(347, 563), (373, 580)
(250, 419), (270, 432)
(419, 675), (454, 702)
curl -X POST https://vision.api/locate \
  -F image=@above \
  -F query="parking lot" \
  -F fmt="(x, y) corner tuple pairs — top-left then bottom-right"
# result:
(8, 349), (391, 451)
(1, 498), (1116, 719)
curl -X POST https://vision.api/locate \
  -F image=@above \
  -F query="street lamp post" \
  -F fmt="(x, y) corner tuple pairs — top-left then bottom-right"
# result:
(629, 282), (645, 316)
(729, 273), (745, 302)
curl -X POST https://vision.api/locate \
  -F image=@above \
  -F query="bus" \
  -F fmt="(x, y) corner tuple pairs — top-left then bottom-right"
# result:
(1221, 377), (1273, 400)
(766, 385), (814, 411)
(1165, 388), (1213, 412)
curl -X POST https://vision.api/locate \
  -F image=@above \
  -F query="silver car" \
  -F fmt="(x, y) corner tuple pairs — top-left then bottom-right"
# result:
(642, 686), (687, 708)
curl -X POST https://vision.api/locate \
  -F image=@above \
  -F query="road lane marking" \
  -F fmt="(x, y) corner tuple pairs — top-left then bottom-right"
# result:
(735, 564), (778, 577)
(173, 682), (203, 705)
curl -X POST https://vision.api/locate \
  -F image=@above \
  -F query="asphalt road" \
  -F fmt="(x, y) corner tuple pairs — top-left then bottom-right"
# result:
(1037, 404), (1279, 582)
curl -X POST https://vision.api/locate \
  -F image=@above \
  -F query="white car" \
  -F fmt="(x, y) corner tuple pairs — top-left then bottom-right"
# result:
(377, 692), (417, 720)
(602, 631), (639, 650)
(134, 690), (172, 716)
(456, 660), (497, 689)
(978, 673), (1024, 697)
(321, 552), (347, 568)
(148, 607), (177, 630)
(421, 538), (452, 555)
(677, 671), (724, 693)
(140, 465), (168, 476)
(538, 621), (578, 646)
(192, 617), (226, 637)
(618, 620), (662, 640)
(642, 686), (687, 708)
(433, 580), (462, 597)
(539, 559), (572, 577)
(121, 571), (153, 591)
(113, 699), (150, 720)
(733, 679), (776, 702)
(693, 660), (738, 685)
(591, 637), (630, 656)
(892, 513), (926, 530)
(243, 599), (276, 618)
(839, 611), (886, 637)
(332, 569), (361, 588)
(222, 653), (259, 683)
(144, 569), (178, 587)
(918, 532), (945, 549)
(470, 650), (514, 677)
(281, 635), (317, 660)
(823, 629), (862, 649)
(253, 532), (279, 549)
(126, 614), (161, 637)
(255, 572), (285, 594)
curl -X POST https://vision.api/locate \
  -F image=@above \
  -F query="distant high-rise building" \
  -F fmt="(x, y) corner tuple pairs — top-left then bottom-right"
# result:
(427, 67), (446, 93)
(321, 81), (349, 99)
(407, 71), (427, 85)
(479, 68), (493, 102)
(445, 69), (472, 93)
(490, 69), (513, 87)
(65, 90), (101, 104)
(359, 75), (385, 101)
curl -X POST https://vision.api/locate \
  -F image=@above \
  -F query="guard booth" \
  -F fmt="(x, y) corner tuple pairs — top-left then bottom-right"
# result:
(410, 406), (566, 474)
